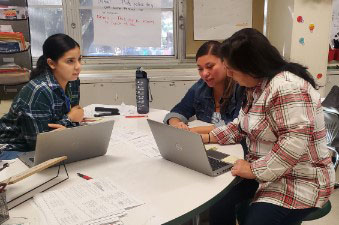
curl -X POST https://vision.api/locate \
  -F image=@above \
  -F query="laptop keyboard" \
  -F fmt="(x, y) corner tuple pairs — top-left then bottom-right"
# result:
(208, 157), (229, 171)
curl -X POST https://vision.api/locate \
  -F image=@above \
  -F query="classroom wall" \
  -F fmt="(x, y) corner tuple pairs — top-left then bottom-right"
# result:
(266, 0), (332, 97)
(266, 0), (294, 59)
(79, 68), (199, 110)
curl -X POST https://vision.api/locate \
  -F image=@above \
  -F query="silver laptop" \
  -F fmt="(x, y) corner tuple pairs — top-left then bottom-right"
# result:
(147, 119), (233, 177)
(19, 120), (114, 167)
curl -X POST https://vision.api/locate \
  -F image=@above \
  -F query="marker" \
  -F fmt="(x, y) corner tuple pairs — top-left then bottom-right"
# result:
(125, 115), (148, 118)
(77, 173), (92, 180)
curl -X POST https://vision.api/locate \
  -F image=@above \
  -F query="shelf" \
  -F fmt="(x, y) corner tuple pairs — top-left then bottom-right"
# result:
(0, 18), (28, 21)
(0, 83), (28, 100)
(0, 46), (30, 54)
(0, 0), (31, 99)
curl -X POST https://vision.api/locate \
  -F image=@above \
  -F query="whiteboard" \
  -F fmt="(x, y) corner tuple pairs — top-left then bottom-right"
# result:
(193, 0), (252, 40)
(93, 0), (161, 48)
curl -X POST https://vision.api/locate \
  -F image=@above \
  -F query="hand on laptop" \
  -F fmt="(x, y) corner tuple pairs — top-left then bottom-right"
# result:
(189, 125), (215, 134)
(67, 105), (84, 122)
(231, 159), (256, 179)
(48, 124), (66, 131)
(169, 120), (190, 131)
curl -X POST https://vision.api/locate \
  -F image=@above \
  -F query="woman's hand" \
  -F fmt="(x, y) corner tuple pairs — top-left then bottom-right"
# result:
(168, 118), (190, 131)
(67, 105), (84, 122)
(172, 121), (190, 130)
(231, 159), (256, 179)
(190, 125), (215, 134)
(48, 124), (66, 131)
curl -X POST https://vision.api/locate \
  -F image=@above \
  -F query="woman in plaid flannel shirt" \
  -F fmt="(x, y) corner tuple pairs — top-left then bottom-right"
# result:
(0, 34), (83, 159)
(202, 28), (335, 225)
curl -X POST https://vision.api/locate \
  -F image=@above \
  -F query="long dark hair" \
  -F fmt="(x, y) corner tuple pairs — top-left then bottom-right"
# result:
(196, 41), (236, 111)
(30, 33), (80, 80)
(220, 28), (316, 88)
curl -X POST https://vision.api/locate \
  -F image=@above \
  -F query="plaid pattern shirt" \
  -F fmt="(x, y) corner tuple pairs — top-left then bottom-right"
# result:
(0, 70), (80, 152)
(212, 72), (335, 209)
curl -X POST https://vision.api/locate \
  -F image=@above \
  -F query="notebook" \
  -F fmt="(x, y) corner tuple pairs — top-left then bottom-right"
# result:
(19, 120), (114, 167)
(147, 119), (233, 177)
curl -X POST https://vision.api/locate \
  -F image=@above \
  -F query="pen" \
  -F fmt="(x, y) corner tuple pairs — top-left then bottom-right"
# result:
(77, 173), (92, 180)
(125, 115), (148, 118)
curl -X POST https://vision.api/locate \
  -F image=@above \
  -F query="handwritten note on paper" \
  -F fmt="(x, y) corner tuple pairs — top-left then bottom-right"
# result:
(93, 0), (161, 47)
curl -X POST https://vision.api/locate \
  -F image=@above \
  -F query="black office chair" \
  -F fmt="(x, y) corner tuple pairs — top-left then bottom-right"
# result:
(322, 85), (339, 189)
(324, 111), (339, 189)
(288, 111), (338, 224)
(236, 197), (332, 225)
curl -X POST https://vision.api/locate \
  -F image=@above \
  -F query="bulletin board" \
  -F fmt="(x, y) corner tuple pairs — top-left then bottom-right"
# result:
(193, 0), (252, 40)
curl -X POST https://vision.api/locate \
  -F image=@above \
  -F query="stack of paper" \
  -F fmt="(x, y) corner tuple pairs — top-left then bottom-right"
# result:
(110, 128), (160, 158)
(0, 6), (28, 20)
(0, 63), (30, 85)
(83, 104), (161, 157)
(33, 178), (144, 225)
(0, 25), (13, 32)
(0, 31), (28, 53)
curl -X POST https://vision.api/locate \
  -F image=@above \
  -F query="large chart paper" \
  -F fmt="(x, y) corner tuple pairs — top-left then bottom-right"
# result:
(93, 0), (161, 47)
(193, 0), (252, 40)
(331, 0), (339, 41)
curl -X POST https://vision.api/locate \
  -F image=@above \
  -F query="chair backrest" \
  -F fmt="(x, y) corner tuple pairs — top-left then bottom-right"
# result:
(322, 85), (339, 109)
(324, 112), (339, 146)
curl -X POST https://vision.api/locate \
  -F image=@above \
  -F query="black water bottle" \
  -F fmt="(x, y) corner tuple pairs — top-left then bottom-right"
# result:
(136, 67), (149, 114)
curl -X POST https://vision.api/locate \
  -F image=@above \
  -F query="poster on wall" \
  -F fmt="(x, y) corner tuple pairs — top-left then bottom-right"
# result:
(93, 0), (161, 48)
(331, 0), (339, 48)
(193, 0), (252, 40)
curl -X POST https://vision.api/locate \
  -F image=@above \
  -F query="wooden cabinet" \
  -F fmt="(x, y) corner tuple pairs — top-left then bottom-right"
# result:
(80, 80), (197, 111)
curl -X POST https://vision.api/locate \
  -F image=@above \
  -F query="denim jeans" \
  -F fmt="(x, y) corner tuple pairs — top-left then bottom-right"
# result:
(209, 178), (317, 225)
(241, 202), (317, 225)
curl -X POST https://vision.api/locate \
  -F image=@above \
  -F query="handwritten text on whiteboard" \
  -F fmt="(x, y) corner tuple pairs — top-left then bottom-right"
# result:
(93, 0), (161, 47)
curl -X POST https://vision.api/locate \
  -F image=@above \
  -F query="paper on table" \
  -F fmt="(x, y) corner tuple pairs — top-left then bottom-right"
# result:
(222, 155), (239, 164)
(110, 128), (160, 157)
(33, 178), (144, 225)
(147, 110), (168, 122)
(129, 135), (160, 158)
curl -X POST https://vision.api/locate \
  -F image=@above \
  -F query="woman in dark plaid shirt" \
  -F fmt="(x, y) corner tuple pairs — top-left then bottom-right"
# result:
(0, 34), (83, 159)
(202, 28), (335, 225)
